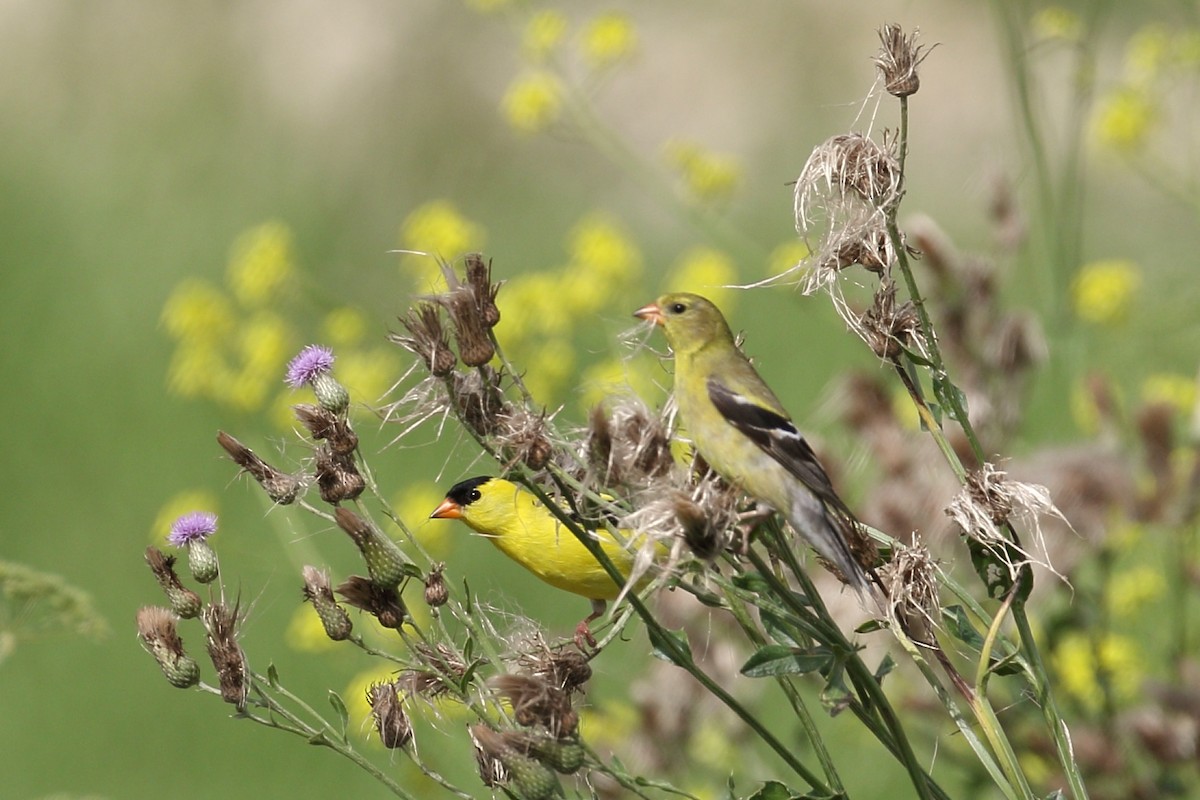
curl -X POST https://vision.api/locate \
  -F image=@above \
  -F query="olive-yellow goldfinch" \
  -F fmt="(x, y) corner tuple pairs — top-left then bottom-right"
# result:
(430, 476), (653, 645)
(635, 292), (872, 592)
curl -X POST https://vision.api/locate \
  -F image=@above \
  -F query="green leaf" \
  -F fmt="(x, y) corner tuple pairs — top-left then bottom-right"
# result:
(648, 626), (693, 666)
(819, 657), (852, 716)
(328, 690), (349, 741)
(759, 609), (803, 648)
(932, 374), (969, 422)
(855, 618), (885, 634)
(731, 572), (773, 595)
(875, 654), (897, 683)
(266, 662), (281, 688)
(942, 605), (986, 652)
(402, 562), (424, 580)
(741, 644), (831, 678)
(747, 781), (800, 800)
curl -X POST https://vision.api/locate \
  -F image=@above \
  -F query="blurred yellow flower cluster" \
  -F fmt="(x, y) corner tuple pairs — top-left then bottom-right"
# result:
(664, 139), (742, 206)
(163, 221), (399, 428)
(522, 10), (568, 62)
(1053, 631), (1144, 712)
(502, 70), (566, 134)
(399, 200), (488, 290)
(580, 12), (638, 69)
(1031, 6), (1082, 43)
(150, 489), (219, 543)
(1071, 259), (1140, 326)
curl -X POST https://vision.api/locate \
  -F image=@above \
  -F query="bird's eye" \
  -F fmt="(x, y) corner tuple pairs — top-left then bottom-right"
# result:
(469, 489), (481, 502)
(670, 302), (687, 314)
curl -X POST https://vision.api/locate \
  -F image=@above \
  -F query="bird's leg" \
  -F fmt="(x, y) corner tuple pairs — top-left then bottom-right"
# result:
(574, 599), (606, 652)
(734, 502), (776, 554)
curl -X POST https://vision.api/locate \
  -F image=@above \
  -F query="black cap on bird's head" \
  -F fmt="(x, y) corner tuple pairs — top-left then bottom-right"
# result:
(430, 476), (493, 519)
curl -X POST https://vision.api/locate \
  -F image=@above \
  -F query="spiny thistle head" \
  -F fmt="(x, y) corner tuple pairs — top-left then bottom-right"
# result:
(294, 403), (358, 456)
(168, 512), (219, 584)
(216, 431), (299, 505)
(136, 606), (200, 689)
(285, 344), (349, 414)
(434, 261), (495, 367)
(672, 494), (723, 560)
(464, 252), (501, 328)
(470, 725), (564, 799)
(496, 408), (555, 471)
(861, 281), (922, 360)
(367, 681), (413, 749)
(489, 674), (577, 738)
(334, 507), (411, 587)
(336, 575), (407, 630)
(203, 600), (248, 710)
(517, 647), (593, 694)
(392, 302), (457, 377)
(423, 562), (449, 608)
(314, 447), (365, 504)
(451, 367), (508, 436)
(144, 546), (202, 619)
(301, 565), (352, 641)
(874, 23), (930, 98)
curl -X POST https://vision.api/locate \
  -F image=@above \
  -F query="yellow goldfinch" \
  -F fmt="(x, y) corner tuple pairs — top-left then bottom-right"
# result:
(634, 292), (873, 593)
(430, 476), (654, 646)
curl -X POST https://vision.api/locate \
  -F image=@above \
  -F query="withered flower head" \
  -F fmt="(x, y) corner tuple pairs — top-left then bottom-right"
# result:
(367, 681), (413, 749)
(860, 281), (922, 360)
(334, 507), (411, 587)
(216, 431), (300, 505)
(470, 726), (511, 788)
(336, 575), (407, 629)
(672, 494), (722, 560)
(440, 283), (495, 368)
(301, 565), (352, 641)
(394, 669), (450, 698)
(496, 408), (555, 471)
(423, 562), (449, 608)
(874, 23), (931, 98)
(391, 302), (457, 377)
(880, 535), (940, 647)
(145, 546), (202, 619)
(451, 367), (507, 437)
(464, 252), (502, 328)
(518, 647), (593, 694)
(587, 398), (674, 487)
(411, 642), (469, 682)
(294, 404), (358, 455)
(489, 674), (577, 738)
(203, 601), (249, 709)
(136, 606), (200, 689)
(314, 446), (365, 504)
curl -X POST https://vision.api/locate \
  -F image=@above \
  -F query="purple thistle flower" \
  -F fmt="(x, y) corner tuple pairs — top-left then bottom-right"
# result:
(285, 345), (336, 388)
(168, 511), (218, 547)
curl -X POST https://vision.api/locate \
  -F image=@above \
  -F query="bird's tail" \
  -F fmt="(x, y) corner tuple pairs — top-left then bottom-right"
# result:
(790, 499), (877, 597)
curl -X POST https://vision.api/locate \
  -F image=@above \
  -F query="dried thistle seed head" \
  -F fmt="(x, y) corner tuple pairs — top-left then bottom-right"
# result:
(489, 674), (577, 738)
(470, 725), (563, 799)
(451, 367), (507, 436)
(424, 563), (449, 608)
(203, 601), (249, 709)
(672, 494), (722, 559)
(136, 606), (201, 689)
(367, 681), (413, 749)
(301, 565), (352, 641)
(391, 303), (457, 377)
(585, 404), (614, 476)
(411, 642), (469, 680)
(334, 507), (411, 587)
(861, 281), (922, 360)
(518, 648), (593, 694)
(145, 546), (202, 619)
(464, 252), (501, 328)
(395, 669), (450, 698)
(336, 575), (407, 629)
(216, 431), (299, 505)
(470, 726), (511, 788)
(880, 535), (940, 647)
(293, 404), (358, 455)
(874, 23), (930, 98)
(496, 408), (555, 471)
(441, 284), (495, 367)
(314, 446), (365, 504)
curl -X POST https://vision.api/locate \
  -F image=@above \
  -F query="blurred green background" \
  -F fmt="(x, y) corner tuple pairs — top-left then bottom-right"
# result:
(1, 2), (1197, 798)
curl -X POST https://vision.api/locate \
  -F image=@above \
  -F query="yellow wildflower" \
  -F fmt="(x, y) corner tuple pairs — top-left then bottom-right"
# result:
(391, 481), (453, 559)
(521, 337), (576, 402)
(161, 278), (235, 344)
(1125, 24), (1170, 83)
(223, 366), (272, 413)
(285, 604), (338, 653)
(151, 490), (219, 543)
(1071, 259), (1140, 325)
(666, 247), (738, 311)
(767, 241), (810, 277)
(523, 10), (568, 62)
(336, 348), (401, 407)
(1055, 632), (1144, 711)
(166, 342), (227, 399)
(1107, 566), (1165, 618)
(498, 272), (573, 338)
(579, 358), (658, 410)
(1092, 88), (1158, 154)
(322, 307), (369, 347)
(1098, 633), (1143, 702)
(1141, 373), (1197, 415)
(268, 389), (300, 432)
(566, 213), (642, 284)
(502, 70), (565, 134)
(1054, 632), (1102, 710)
(237, 311), (292, 374)
(686, 719), (737, 773)
(664, 139), (741, 205)
(227, 221), (295, 308)
(578, 701), (639, 748)
(580, 12), (637, 69)
(399, 201), (486, 287)
(1031, 7), (1082, 42)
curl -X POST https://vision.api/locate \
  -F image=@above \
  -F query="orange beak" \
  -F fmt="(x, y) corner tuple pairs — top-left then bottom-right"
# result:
(429, 498), (462, 520)
(633, 302), (664, 326)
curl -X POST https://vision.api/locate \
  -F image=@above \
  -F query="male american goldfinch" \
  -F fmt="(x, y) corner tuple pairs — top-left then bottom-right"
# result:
(430, 476), (654, 646)
(634, 292), (873, 593)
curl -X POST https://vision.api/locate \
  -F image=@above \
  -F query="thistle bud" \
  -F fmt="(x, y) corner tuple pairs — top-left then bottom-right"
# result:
(336, 575), (407, 630)
(301, 565), (352, 641)
(136, 606), (200, 689)
(145, 546), (202, 618)
(424, 563), (449, 608)
(216, 431), (299, 505)
(285, 344), (349, 414)
(334, 507), (411, 587)
(203, 601), (249, 710)
(367, 681), (413, 749)
(527, 735), (585, 774)
(471, 726), (563, 800)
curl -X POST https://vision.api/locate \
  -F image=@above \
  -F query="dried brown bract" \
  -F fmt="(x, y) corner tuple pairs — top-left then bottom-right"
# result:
(216, 431), (300, 505)
(203, 601), (249, 710)
(336, 575), (407, 630)
(518, 647), (593, 694)
(367, 681), (413, 749)
(145, 546), (202, 619)
(441, 284), (495, 368)
(464, 252), (502, 328)
(314, 446), (365, 504)
(424, 562), (449, 608)
(136, 605), (200, 689)
(496, 407), (555, 471)
(489, 674), (577, 738)
(392, 302), (457, 377)
(294, 403), (358, 455)
(874, 23), (931, 98)
(861, 281), (922, 360)
(451, 366), (508, 436)
(881, 535), (940, 647)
